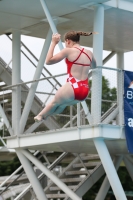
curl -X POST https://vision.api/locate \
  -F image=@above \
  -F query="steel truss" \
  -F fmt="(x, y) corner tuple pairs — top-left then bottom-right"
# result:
(0, 0), (130, 200)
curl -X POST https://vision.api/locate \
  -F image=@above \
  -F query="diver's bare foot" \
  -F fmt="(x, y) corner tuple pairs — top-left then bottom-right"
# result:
(34, 115), (44, 123)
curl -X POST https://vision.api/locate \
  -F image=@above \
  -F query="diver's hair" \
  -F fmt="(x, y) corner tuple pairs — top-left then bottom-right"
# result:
(64, 30), (92, 42)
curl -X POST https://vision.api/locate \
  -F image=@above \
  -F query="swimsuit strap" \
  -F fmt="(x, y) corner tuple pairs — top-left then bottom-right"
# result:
(73, 47), (92, 64)
(82, 51), (92, 62)
(72, 47), (84, 63)
(72, 62), (91, 66)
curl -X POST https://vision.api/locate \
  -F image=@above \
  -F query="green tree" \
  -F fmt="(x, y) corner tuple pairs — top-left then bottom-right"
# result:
(0, 156), (21, 176)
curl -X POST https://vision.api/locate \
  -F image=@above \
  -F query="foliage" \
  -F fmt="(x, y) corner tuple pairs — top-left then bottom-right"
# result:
(118, 167), (133, 191)
(0, 156), (21, 176)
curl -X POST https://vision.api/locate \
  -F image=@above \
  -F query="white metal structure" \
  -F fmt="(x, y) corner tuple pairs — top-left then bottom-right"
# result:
(0, 0), (133, 199)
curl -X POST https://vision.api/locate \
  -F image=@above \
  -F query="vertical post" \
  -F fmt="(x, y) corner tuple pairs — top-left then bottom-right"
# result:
(19, 29), (52, 134)
(117, 52), (124, 125)
(91, 5), (104, 124)
(94, 139), (127, 200)
(12, 31), (21, 134)
(16, 150), (48, 200)
(77, 103), (80, 126)
(91, 6), (126, 199)
(95, 156), (123, 200)
(70, 106), (73, 127)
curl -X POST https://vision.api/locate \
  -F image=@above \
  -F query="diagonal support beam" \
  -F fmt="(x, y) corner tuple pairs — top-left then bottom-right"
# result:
(102, 106), (119, 124)
(0, 104), (13, 136)
(19, 29), (52, 134)
(0, 136), (7, 146)
(81, 101), (93, 124)
(95, 155), (123, 200)
(16, 150), (48, 200)
(103, 51), (116, 65)
(21, 149), (82, 200)
(94, 138), (127, 200)
(40, 0), (64, 50)
(14, 152), (67, 200)
(24, 121), (42, 134)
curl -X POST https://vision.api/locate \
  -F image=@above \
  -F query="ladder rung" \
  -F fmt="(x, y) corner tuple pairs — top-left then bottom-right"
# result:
(49, 185), (76, 191)
(60, 178), (83, 183)
(46, 194), (67, 198)
(65, 170), (93, 175)
(73, 162), (101, 168)
(81, 155), (100, 160)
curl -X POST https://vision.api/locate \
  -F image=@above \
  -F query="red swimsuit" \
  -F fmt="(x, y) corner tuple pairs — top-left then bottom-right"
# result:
(65, 47), (92, 101)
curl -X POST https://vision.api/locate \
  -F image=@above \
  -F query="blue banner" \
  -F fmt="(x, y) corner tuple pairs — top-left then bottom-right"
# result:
(124, 70), (133, 153)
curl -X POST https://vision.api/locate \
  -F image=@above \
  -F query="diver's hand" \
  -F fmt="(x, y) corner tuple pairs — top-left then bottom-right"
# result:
(52, 33), (61, 44)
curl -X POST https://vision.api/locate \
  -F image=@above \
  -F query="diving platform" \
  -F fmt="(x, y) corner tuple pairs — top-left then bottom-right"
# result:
(6, 124), (127, 154)
(0, 0), (133, 199)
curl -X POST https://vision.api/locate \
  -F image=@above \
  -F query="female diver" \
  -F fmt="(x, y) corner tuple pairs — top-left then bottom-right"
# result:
(34, 30), (96, 122)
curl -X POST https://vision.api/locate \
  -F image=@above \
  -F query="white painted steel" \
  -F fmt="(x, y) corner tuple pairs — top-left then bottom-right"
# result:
(16, 150), (48, 200)
(39, 0), (96, 130)
(0, 137), (7, 147)
(40, 0), (64, 50)
(93, 5), (104, 65)
(6, 124), (125, 150)
(0, 183), (29, 200)
(24, 122), (42, 134)
(95, 155), (123, 200)
(22, 149), (82, 200)
(97, 66), (122, 71)
(105, 0), (133, 12)
(81, 101), (93, 124)
(91, 5), (104, 124)
(19, 28), (52, 134)
(117, 52), (124, 125)
(14, 152), (67, 200)
(0, 165), (23, 188)
(12, 31), (21, 135)
(70, 106), (73, 127)
(102, 106), (119, 124)
(93, 138), (127, 200)
(0, 1), (133, 52)
(103, 51), (116, 65)
(2, 73), (66, 90)
(14, 184), (32, 200)
(0, 56), (60, 130)
(63, 111), (81, 128)
(77, 103), (80, 126)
